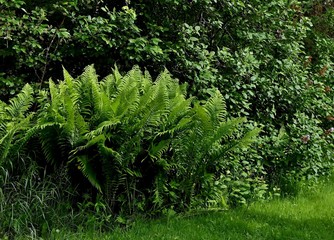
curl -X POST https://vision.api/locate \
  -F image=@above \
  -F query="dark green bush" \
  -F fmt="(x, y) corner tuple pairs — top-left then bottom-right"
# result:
(2, 0), (328, 97)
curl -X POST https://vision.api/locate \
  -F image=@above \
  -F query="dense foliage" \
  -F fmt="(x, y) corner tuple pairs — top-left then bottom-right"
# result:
(2, 1), (332, 97)
(0, 66), (260, 236)
(0, 0), (334, 238)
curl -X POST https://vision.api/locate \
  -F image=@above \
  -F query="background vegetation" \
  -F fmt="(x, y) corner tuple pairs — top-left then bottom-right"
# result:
(0, 0), (334, 238)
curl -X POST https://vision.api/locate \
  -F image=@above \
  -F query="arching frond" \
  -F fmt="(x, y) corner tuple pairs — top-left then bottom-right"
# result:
(212, 117), (246, 144)
(149, 140), (171, 161)
(5, 84), (34, 119)
(203, 89), (226, 126)
(75, 155), (102, 193)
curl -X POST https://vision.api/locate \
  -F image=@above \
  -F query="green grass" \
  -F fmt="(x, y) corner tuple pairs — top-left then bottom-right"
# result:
(50, 179), (334, 240)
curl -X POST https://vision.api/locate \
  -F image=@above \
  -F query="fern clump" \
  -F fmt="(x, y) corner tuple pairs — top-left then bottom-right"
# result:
(0, 65), (260, 215)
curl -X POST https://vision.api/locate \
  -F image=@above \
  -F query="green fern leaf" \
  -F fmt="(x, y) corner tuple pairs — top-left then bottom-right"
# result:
(76, 155), (102, 192)
(5, 84), (34, 119)
(149, 140), (171, 160)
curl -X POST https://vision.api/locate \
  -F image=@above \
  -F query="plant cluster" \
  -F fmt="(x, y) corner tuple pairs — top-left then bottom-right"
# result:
(0, 66), (260, 236)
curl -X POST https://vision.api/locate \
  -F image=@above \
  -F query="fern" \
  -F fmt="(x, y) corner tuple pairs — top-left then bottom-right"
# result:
(5, 84), (34, 119)
(0, 85), (35, 169)
(1, 65), (261, 215)
(168, 89), (260, 208)
(203, 89), (226, 127)
(76, 155), (102, 192)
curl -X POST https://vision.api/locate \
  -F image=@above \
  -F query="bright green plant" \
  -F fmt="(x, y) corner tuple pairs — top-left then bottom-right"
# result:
(0, 84), (35, 171)
(0, 65), (260, 217)
(39, 65), (260, 213)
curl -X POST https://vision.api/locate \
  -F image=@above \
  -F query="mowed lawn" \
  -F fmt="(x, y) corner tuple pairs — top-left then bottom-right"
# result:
(54, 180), (334, 240)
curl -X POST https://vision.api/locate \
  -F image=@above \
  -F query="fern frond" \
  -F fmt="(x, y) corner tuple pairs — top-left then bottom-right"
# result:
(72, 134), (105, 155)
(157, 117), (193, 138)
(49, 79), (60, 110)
(0, 126), (16, 165)
(98, 142), (122, 164)
(75, 155), (102, 192)
(81, 65), (104, 115)
(193, 102), (214, 132)
(62, 88), (76, 138)
(0, 112), (36, 164)
(203, 89), (226, 126)
(110, 67), (141, 118)
(149, 140), (171, 160)
(166, 96), (193, 127)
(219, 127), (261, 154)
(7, 121), (54, 159)
(113, 65), (123, 87)
(62, 67), (75, 94)
(5, 84), (34, 119)
(213, 117), (246, 143)
(143, 70), (153, 91)
(86, 119), (121, 139)
(101, 74), (117, 99)
(39, 124), (63, 165)
(116, 66), (140, 94)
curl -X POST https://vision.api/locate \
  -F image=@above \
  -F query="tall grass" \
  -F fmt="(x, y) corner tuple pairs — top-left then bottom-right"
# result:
(0, 165), (78, 239)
